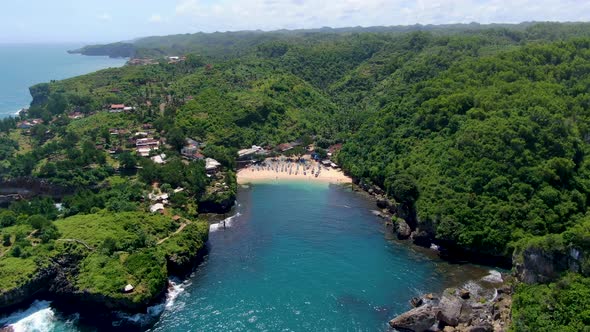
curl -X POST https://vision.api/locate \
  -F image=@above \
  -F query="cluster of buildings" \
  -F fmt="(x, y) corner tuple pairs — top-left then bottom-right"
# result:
(128, 58), (159, 66)
(179, 138), (222, 174)
(17, 118), (43, 130)
(106, 128), (163, 157)
(127, 56), (186, 66)
(148, 187), (184, 213)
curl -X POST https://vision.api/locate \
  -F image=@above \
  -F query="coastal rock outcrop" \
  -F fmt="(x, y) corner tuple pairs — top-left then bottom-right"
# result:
(411, 229), (434, 247)
(389, 304), (438, 332)
(389, 277), (512, 332)
(393, 218), (412, 239)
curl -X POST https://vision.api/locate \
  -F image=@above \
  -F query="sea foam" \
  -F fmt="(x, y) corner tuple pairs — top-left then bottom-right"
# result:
(481, 270), (503, 284)
(0, 300), (56, 332)
(209, 212), (241, 232)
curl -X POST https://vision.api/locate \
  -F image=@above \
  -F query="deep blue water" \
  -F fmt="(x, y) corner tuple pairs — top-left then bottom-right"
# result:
(0, 182), (488, 331)
(0, 44), (126, 118)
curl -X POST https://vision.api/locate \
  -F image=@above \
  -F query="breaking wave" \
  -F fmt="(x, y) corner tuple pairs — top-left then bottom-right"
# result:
(481, 270), (503, 284)
(209, 212), (241, 232)
(0, 300), (66, 332)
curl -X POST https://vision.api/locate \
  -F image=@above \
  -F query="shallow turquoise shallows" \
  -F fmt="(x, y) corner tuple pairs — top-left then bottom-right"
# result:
(0, 44), (126, 118)
(150, 182), (481, 331)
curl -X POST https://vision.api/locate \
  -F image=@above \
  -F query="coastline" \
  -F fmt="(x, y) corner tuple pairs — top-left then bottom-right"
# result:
(236, 159), (352, 185)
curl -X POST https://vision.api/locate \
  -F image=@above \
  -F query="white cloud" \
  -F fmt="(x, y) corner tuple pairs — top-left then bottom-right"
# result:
(97, 13), (112, 21)
(174, 0), (590, 32)
(149, 14), (164, 23)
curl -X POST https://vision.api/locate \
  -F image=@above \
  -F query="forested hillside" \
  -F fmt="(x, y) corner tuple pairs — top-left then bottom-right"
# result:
(3, 22), (590, 329)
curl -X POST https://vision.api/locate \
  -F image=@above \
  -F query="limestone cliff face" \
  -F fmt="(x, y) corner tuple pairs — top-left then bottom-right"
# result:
(514, 245), (586, 284)
(0, 265), (56, 310)
(0, 230), (209, 314)
(198, 195), (235, 214)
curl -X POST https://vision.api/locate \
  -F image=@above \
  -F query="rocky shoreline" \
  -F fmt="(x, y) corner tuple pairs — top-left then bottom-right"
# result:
(347, 180), (516, 331)
(352, 180), (510, 267)
(389, 274), (513, 332)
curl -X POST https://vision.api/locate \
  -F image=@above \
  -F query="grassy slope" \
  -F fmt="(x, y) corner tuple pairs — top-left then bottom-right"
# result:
(0, 211), (209, 308)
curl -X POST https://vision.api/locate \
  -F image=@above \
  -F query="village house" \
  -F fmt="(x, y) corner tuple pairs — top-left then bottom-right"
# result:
(151, 153), (167, 164)
(149, 192), (169, 202)
(278, 143), (293, 152)
(17, 122), (32, 130)
(321, 159), (339, 168)
(108, 147), (123, 154)
(17, 118), (43, 130)
(136, 137), (160, 157)
(67, 111), (84, 119)
(327, 143), (343, 157)
(238, 145), (264, 159)
(181, 138), (205, 160)
(205, 158), (221, 174)
(109, 104), (125, 113)
(149, 203), (165, 213)
(168, 56), (187, 64)
(109, 129), (130, 142)
(136, 138), (160, 147)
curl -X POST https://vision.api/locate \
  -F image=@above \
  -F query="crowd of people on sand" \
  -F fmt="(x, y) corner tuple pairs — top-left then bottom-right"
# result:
(237, 156), (352, 184)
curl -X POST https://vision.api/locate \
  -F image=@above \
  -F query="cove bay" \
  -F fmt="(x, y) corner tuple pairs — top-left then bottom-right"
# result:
(2, 182), (488, 331)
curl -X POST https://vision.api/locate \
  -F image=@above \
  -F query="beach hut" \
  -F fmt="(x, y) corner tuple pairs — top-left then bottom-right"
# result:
(150, 203), (165, 213)
(123, 284), (134, 293)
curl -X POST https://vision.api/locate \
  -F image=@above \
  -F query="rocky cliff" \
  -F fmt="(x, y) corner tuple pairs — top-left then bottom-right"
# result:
(0, 225), (209, 315)
(389, 275), (513, 332)
(0, 264), (56, 311)
(513, 242), (587, 284)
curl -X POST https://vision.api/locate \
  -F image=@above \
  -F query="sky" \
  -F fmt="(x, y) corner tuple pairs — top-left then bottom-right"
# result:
(2, 0), (590, 43)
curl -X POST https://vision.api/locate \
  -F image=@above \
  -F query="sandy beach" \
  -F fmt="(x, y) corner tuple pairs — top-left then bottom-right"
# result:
(237, 158), (352, 184)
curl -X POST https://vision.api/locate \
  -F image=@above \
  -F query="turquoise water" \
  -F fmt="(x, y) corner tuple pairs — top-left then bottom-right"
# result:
(0, 182), (488, 331)
(151, 182), (485, 331)
(0, 44), (126, 118)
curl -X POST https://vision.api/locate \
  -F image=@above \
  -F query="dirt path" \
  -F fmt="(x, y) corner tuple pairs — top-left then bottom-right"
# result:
(157, 219), (191, 245)
(56, 238), (94, 250)
(0, 229), (38, 258)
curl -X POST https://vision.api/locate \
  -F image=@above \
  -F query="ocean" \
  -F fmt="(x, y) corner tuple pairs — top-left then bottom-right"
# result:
(0, 182), (491, 331)
(0, 43), (126, 118)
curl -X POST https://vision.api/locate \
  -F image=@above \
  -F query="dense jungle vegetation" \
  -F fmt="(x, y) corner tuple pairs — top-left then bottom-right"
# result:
(2, 22), (590, 328)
